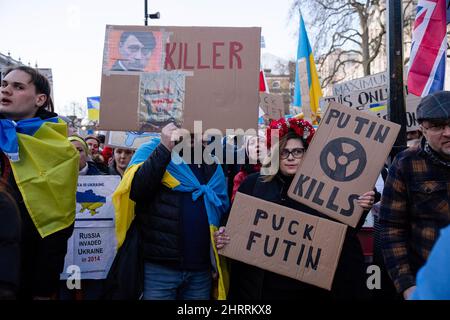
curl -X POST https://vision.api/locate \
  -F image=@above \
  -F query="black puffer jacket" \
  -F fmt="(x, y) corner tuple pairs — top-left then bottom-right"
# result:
(228, 172), (370, 300)
(130, 143), (217, 266)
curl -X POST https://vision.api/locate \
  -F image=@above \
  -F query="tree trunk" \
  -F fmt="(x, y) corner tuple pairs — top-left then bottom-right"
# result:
(360, 12), (370, 75)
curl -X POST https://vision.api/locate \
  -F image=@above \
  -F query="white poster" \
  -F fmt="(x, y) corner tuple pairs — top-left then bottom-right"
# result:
(61, 175), (121, 280)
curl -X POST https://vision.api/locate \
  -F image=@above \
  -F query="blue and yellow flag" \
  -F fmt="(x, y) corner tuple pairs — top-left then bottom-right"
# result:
(293, 14), (323, 123)
(0, 117), (79, 238)
(112, 139), (230, 299)
(87, 96), (100, 121)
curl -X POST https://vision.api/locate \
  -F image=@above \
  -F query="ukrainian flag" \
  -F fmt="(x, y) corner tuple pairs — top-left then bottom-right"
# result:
(112, 138), (230, 299)
(293, 13), (323, 124)
(87, 96), (100, 121)
(369, 102), (386, 113)
(1, 117), (79, 237)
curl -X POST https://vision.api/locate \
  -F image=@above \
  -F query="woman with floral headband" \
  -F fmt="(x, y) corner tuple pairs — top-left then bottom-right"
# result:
(214, 117), (376, 300)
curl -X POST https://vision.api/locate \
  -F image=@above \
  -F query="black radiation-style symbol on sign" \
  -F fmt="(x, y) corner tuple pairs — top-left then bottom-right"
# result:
(320, 137), (367, 182)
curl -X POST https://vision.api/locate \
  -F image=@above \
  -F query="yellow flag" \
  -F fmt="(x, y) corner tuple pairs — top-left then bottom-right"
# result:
(10, 120), (79, 238)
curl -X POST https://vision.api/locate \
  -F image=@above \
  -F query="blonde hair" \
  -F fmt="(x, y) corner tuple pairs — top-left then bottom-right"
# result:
(68, 135), (90, 156)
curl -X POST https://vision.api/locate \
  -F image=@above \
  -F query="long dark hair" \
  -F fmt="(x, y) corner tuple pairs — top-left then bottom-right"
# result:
(4, 66), (54, 113)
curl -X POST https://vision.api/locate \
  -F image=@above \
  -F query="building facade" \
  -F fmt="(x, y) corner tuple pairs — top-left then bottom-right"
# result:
(0, 52), (23, 81)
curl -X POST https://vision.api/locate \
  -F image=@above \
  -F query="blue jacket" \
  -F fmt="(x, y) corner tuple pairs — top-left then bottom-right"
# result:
(411, 225), (450, 300)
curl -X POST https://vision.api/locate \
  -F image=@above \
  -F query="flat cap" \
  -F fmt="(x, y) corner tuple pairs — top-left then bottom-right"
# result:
(416, 91), (450, 121)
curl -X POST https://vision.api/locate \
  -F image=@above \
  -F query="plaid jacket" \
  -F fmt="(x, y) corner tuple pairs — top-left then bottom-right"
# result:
(380, 140), (450, 294)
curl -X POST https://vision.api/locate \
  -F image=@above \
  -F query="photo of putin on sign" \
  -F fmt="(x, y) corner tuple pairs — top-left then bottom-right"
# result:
(110, 31), (156, 72)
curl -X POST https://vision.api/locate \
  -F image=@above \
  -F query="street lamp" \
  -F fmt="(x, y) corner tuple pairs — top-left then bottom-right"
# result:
(144, 0), (160, 26)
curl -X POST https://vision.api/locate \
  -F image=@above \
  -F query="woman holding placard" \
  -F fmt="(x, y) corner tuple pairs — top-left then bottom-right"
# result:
(214, 117), (376, 300)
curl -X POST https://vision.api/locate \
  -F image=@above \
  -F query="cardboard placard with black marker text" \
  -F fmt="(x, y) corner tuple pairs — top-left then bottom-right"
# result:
(288, 101), (400, 227)
(219, 192), (347, 290)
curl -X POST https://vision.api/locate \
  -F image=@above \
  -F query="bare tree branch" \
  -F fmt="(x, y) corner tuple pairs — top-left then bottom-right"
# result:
(291, 0), (415, 88)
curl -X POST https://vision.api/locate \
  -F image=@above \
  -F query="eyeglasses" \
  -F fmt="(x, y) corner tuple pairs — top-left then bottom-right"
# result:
(280, 148), (305, 159)
(421, 121), (450, 133)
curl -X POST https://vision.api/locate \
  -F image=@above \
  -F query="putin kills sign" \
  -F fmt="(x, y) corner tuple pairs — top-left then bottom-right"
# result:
(219, 192), (347, 290)
(288, 102), (400, 227)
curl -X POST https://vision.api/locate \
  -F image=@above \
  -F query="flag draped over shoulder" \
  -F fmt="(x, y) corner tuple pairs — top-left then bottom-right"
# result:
(112, 138), (160, 248)
(293, 13), (322, 122)
(112, 138), (230, 299)
(408, 0), (447, 97)
(0, 117), (79, 238)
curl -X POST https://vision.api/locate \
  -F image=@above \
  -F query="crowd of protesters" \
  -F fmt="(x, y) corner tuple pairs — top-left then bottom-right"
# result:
(0, 66), (449, 300)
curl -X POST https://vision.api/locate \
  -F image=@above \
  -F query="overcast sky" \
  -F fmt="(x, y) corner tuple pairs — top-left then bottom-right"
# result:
(0, 0), (301, 116)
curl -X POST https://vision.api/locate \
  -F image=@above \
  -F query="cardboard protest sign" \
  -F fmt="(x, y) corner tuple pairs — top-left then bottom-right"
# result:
(99, 25), (261, 133)
(105, 130), (160, 149)
(61, 175), (121, 280)
(220, 192), (347, 290)
(404, 94), (421, 131)
(288, 102), (400, 227)
(298, 58), (312, 121)
(259, 92), (284, 120)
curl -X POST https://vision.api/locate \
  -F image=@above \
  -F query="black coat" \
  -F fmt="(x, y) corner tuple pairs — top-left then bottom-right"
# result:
(228, 172), (369, 300)
(130, 143), (218, 267)
(108, 160), (123, 177)
(0, 185), (21, 299)
(86, 161), (103, 175)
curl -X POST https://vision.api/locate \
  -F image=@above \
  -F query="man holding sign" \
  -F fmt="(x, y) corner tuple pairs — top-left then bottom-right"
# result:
(215, 117), (375, 299)
(126, 123), (229, 300)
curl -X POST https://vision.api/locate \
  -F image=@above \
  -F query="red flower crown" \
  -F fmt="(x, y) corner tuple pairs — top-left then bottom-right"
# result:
(266, 117), (315, 149)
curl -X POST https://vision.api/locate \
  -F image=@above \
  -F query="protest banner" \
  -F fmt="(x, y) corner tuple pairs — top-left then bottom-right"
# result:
(288, 102), (400, 227)
(332, 72), (387, 96)
(320, 87), (421, 132)
(259, 92), (284, 120)
(323, 85), (389, 109)
(99, 25), (261, 132)
(220, 192), (347, 290)
(61, 175), (121, 280)
(105, 130), (160, 149)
